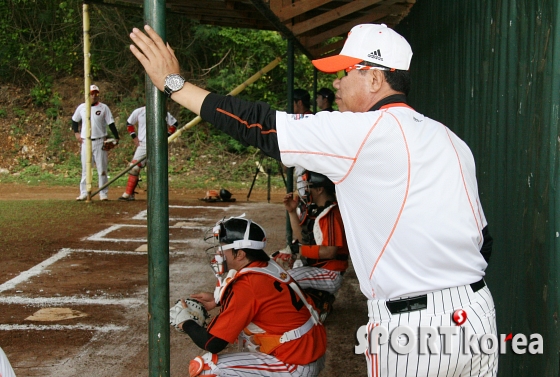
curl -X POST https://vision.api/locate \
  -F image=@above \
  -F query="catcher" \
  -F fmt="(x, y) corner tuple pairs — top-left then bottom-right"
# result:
(170, 215), (326, 377)
(273, 171), (349, 322)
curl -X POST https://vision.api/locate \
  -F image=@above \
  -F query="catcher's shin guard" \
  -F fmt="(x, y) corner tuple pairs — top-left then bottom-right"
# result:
(125, 174), (139, 196)
(189, 352), (218, 377)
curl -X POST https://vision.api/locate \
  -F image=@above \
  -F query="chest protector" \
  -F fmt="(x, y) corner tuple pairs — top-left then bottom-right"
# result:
(218, 261), (320, 354)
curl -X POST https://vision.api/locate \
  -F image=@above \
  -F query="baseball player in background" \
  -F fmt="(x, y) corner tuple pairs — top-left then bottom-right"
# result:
(130, 22), (497, 376)
(118, 105), (178, 201)
(274, 171), (349, 322)
(291, 89), (313, 199)
(315, 87), (335, 112)
(170, 216), (326, 377)
(72, 84), (119, 201)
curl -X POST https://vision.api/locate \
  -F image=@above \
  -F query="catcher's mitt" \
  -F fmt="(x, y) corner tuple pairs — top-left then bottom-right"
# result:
(102, 138), (119, 151)
(169, 298), (210, 332)
(271, 245), (297, 270)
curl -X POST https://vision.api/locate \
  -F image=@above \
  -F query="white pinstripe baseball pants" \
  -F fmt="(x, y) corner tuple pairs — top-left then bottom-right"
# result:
(363, 283), (498, 377)
(287, 266), (343, 294)
(200, 352), (325, 377)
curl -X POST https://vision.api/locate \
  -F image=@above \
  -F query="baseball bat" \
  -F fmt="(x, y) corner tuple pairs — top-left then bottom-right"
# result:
(90, 56), (282, 198)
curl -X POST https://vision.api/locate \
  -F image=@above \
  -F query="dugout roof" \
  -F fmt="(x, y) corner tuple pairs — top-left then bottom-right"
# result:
(90, 0), (416, 59)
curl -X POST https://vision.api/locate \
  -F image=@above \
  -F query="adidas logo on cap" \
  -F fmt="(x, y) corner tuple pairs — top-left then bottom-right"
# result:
(367, 49), (383, 61)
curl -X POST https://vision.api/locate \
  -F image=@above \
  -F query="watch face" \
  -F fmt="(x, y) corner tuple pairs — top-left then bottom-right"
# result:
(165, 74), (184, 91)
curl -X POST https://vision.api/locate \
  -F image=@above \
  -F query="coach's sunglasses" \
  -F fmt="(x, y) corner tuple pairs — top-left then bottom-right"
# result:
(336, 64), (391, 79)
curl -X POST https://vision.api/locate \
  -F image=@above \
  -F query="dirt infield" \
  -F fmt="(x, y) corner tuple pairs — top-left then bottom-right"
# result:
(0, 184), (368, 377)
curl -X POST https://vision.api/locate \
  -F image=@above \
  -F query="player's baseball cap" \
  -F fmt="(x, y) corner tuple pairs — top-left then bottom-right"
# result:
(90, 84), (100, 94)
(312, 24), (413, 73)
(317, 87), (334, 103)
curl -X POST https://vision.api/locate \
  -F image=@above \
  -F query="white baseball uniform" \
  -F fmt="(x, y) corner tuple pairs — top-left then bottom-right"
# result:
(72, 102), (115, 198)
(276, 102), (497, 377)
(126, 106), (178, 166)
(199, 93), (498, 377)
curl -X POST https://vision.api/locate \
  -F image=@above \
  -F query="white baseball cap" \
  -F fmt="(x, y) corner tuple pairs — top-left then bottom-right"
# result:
(90, 84), (100, 93)
(312, 24), (413, 73)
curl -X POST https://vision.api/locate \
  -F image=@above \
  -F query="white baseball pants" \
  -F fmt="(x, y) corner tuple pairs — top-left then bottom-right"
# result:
(200, 352), (325, 377)
(363, 282), (498, 377)
(79, 138), (108, 197)
(288, 266), (343, 294)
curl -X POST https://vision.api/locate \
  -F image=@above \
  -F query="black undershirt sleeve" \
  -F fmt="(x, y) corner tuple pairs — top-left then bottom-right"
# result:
(71, 120), (80, 133)
(181, 320), (229, 354)
(200, 93), (281, 160)
(480, 225), (493, 263)
(108, 123), (120, 139)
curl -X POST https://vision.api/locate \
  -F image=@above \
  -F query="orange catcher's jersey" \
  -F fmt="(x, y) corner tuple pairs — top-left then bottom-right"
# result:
(309, 203), (349, 272)
(207, 261), (326, 365)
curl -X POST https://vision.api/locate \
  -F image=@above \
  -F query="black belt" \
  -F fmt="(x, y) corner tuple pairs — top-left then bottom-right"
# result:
(91, 137), (105, 141)
(386, 279), (485, 314)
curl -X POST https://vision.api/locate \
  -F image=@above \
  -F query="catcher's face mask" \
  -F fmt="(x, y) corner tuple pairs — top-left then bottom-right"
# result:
(297, 171), (319, 225)
(204, 214), (267, 278)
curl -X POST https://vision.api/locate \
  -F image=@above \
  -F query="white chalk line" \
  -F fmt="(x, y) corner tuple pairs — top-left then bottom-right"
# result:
(85, 224), (204, 243)
(0, 296), (144, 307)
(132, 206), (232, 221)
(0, 324), (128, 332)
(70, 248), (206, 257)
(0, 248), (72, 293)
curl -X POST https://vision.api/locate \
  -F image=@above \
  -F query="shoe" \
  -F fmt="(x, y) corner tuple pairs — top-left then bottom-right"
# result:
(118, 195), (135, 201)
(100, 196), (109, 201)
(76, 195), (87, 201)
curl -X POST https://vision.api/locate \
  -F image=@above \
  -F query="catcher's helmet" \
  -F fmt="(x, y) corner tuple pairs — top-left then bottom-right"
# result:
(214, 216), (266, 251)
(219, 188), (232, 201)
(205, 215), (266, 277)
(303, 171), (335, 190)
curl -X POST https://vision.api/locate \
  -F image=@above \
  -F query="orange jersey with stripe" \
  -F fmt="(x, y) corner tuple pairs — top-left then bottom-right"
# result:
(309, 203), (349, 272)
(207, 261), (326, 365)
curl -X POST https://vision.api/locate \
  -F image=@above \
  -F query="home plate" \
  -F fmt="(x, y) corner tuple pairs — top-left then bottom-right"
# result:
(174, 221), (203, 227)
(25, 308), (88, 321)
(135, 244), (176, 252)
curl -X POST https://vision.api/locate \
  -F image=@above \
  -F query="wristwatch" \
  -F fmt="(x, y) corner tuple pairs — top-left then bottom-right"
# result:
(163, 74), (185, 98)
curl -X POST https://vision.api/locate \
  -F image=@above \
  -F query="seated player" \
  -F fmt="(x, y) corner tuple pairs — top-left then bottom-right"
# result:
(170, 215), (326, 377)
(274, 171), (349, 321)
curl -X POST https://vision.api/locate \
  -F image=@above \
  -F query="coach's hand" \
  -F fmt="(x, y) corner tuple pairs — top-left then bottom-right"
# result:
(129, 25), (180, 93)
(129, 25), (210, 116)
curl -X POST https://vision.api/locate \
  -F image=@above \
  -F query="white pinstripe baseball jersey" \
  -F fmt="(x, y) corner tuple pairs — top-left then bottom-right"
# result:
(276, 104), (488, 300)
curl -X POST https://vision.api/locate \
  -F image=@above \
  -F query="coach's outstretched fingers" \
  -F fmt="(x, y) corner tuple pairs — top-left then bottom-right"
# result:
(129, 25), (180, 92)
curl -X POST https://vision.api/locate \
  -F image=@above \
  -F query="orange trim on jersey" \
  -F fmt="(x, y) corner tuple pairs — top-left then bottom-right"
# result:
(279, 150), (354, 162)
(369, 112), (411, 280)
(379, 102), (413, 110)
(476, 197), (484, 247)
(445, 129), (482, 238)
(336, 112), (386, 185)
(216, 108), (277, 134)
(444, 127), (483, 240)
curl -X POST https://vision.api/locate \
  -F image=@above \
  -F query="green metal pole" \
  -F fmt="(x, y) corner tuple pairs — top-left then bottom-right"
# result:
(144, 1), (170, 376)
(286, 38), (294, 246)
(312, 68), (318, 114)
